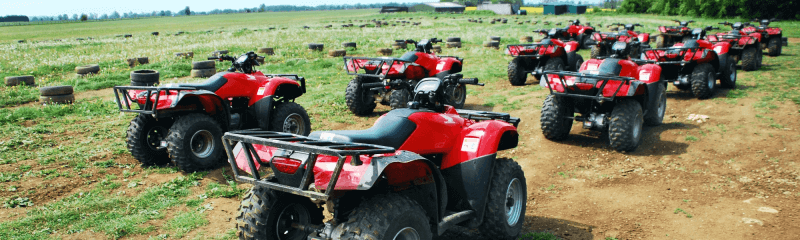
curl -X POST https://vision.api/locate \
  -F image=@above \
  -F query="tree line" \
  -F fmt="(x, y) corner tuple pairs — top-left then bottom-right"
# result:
(617, 0), (799, 20)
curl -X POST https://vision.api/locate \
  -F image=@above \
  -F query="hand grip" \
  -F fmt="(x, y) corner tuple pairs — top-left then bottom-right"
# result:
(458, 78), (480, 85)
(208, 56), (219, 60)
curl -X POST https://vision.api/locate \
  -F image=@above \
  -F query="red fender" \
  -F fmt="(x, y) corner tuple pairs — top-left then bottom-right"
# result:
(430, 57), (461, 77)
(442, 120), (518, 169)
(712, 42), (731, 55)
(638, 33), (650, 43)
(637, 64), (662, 84)
(563, 41), (580, 53)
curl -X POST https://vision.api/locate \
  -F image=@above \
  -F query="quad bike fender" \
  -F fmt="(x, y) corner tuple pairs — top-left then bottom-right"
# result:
(169, 91), (230, 128)
(251, 97), (274, 130)
(430, 58), (462, 77)
(252, 77), (303, 103)
(638, 33), (650, 43)
(738, 35), (758, 46)
(712, 42), (732, 55)
(439, 153), (498, 227)
(563, 41), (581, 53)
(441, 120), (518, 169)
(638, 64), (662, 84)
(578, 28), (593, 35)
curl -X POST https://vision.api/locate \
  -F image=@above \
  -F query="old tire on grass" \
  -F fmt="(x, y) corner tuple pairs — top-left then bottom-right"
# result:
(39, 94), (74, 104)
(741, 46), (759, 71)
(269, 102), (311, 136)
(308, 43), (324, 51)
(75, 64), (100, 74)
(719, 54), (737, 89)
(328, 49), (347, 57)
(690, 63), (715, 99)
(166, 113), (224, 172)
(508, 58), (527, 86)
(479, 158), (526, 240)
(655, 35), (666, 48)
(446, 37), (461, 42)
(5, 76), (35, 86)
(190, 68), (216, 78)
(131, 70), (160, 86)
(341, 42), (357, 48)
(236, 186), (323, 240)
(541, 95), (574, 140)
(126, 114), (172, 166)
(192, 61), (215, 69)
(40, 85), (73, 96)
(590, 45), (605, 59)
(608, 99), (643, 152)
(446, 41), (462, 48)
(345, 76), (377, 116)
(333, 194), (431, 240)
(389, 88), (410, 110)
(643, 83), (666, 126)
(432, 45), (442, 53)
(377, 48), (393, 56)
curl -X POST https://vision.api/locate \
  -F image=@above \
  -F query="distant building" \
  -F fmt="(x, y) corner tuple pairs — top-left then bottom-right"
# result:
(410, 2), (466, 13)
(568, 5), (587, 14)
(476, 3), (520, 15)
(380, 6), (409, 13)
(543, 4), (568, 15)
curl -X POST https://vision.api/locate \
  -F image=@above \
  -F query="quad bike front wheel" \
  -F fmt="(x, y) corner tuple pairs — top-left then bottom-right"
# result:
(479, 158), (526, 240)
(236, 186), (323, 240)
(644, 83), (666, 126)
(767, 37), (782, 56)
(590, 45), (605, 59)
(508, 58), (527, 86)
(443, 83), (466, 109)
(166, 113), (224, 172)
(690, 63), (716, 99)
(567, 52), (584, 71)
(720, 54), (737, 89)
(271, 102), (311, 136)
(345, 76), (377, 116)
(333, 194), (432, 240)
(608, 99), (644, 152)
(389, 88), (411, 110)
(741, 46), (760, 71)
(126, 114), (172, 166)
(540, 95), (574, 140)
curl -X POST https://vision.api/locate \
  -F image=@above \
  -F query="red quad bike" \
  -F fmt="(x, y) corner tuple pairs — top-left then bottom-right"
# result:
(223, 78), (526, 240)
(743, 18), (788, 56)
(540, 41), (666, 152)
(708, 21), (763, 71)
(114, 51), (312, 172)
(562, 19), (596, 49)
(590, 23), (651, 59)
(343, 38), (482, 116)
(506, 28), (584, 86)
(655, 20), (695, 48)
(643, 26), (737, 99)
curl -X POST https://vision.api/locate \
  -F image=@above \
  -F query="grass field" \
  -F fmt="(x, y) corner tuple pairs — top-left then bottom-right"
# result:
(1, 9), (799, 239)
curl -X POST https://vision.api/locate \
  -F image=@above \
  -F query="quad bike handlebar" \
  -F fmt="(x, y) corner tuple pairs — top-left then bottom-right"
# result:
(208, 52), (261, 74)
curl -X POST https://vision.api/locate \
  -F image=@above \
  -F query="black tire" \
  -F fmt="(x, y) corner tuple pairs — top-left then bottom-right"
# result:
(608, 99), (643, 152)
(508, 58), (527, 86)
(544, 57), (565, 71)
(190, 68), (216, 78)
(443, 83), (466, 109)
(690, 63), (715, 99)
(643, 83), (666, 126)
(629, 44), (642, 60)
(446, 42), (462, 48)
(270, 102), (311, 136)
(719, 54), (737, 89)
(590, 45), (605, 59)
(345, 77), (377, 115)
(579, 33), (593, 49)
(166, 113), (224, 172)
(333, 194), (432, 240)
(389, 88), (410, 110)
(39, 94), (74, 104)
(446, 37), (461, 42)
(655, 35), (666, 48)
(328, 49), (347, 57)
(236, 186), (323, 240)
(567, 52), (584, 71)
(307, 43), (324, 51)
(741, 46), (759, 71)
(137, 57), (149, 65)
(767, 37), (781, 56)
(488, 36), (501, 41)
(39, 85), (74, 96)
(756, 47), (763, 69)
(130, 70), (160, 84)
(342, 42), (357, 48)
(75, 64), (100, 74)
(540, 95), (573, 140)
(126, 114), (172, 166)
(192, 61), (215, 69)
(479, 158), (526, 240)
(5, 75), (35, 86)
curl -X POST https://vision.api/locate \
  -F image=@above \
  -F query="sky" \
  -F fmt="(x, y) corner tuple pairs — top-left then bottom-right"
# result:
(1, 0), (602, 17)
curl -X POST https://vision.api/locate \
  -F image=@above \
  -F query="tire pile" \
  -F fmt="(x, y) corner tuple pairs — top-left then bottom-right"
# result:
(446, 37), (461, 48)
(126, 57), (149, 68)
(257, 47), (275, 55)
(75, 64), (100, 77)
(308, 43), (324, 51)
(191, 61), (216, 78)
(519, 36), (533, 43)
(5, 76), (35, 86)
(130, 70), (160, 86)
(39, 86), (74, 105)
(392, 40), (407, 49)
(174, 52), (194, 59)
(377, 48), (393, 56)
(484, 36), (501, 49)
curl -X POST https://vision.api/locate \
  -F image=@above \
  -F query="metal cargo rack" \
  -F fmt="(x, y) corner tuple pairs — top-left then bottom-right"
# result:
(642, 46), (703, 65)
(222, 130), (396, 200)
(113, 86), (197, 118)
(342, 56), (413, 79)
(456, 109), (520, 127)
(506, 43), (558, 58)
(542, 70), (636, 101)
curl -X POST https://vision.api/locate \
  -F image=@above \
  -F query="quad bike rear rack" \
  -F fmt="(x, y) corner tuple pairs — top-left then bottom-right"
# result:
(343, 56), (413, 80)
(506, 43), (559, 58)
(112, 86), (197, 118)
(222, 130), (396, 200)
(542, 70), (635, 101)
(642, 47), (703, 65)
(456, 109), (520, 127)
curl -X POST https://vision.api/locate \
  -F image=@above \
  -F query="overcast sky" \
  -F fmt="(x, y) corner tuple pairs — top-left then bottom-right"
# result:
(2, 0), (601, 17)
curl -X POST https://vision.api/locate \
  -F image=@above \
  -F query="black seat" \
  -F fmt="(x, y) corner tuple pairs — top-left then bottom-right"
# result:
(398, 51), (419, 62)
(683, 40), (699, 48)
(597, 58), (623, 75)
(309, 109), (418, 149)
(177, 72), (228, 92)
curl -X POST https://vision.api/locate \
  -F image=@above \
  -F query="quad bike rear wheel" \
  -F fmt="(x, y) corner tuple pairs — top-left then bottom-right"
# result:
(608, 99), (643, 152)
(166, 113), (224, 172)
(345, 76), (377, 116)
(543, 57), (564, 72)
(333, 194), (431, 240)
(270, 102), (311, 136)
(741, 46), (759, 71)
(443, 83), (466, 109)
(590, 45), (605, 59)
(567, 52), (584, 71)
(767, 37), (782, 56)
(236, 186), (323, 240)
(389, 89), (410, 110)
(644, 83), (666, 126)
(508, 58), (527, 86)
(720, 54), (737, 89)
(479, 158), (526, 240)
(126, 114), (172, 166)
(655, 35), (666, 48)
(541, 95), (574, 140)
(690, 63), (716, 99)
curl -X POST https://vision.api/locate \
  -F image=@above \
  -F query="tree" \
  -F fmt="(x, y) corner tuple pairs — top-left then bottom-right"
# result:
(72, 14), (78, 21)
(259, 4), (267, 12)
(80, 14), (88, 21)
(184, 6), (191, 16)
(110, 11), (120, 19)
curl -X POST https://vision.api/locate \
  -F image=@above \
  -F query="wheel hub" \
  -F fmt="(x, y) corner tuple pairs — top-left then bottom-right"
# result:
(505, 178), (523, 226)
(282, 113), (305, 135)
(707, 72), (715, 90)
(276, 203), (311, 240)
(447, 84), (465, 104)
(392, 227), (421, 240)
(189, 130), (214, 158)
(146, 126), (167, 150)
(632, 114), (643, 142)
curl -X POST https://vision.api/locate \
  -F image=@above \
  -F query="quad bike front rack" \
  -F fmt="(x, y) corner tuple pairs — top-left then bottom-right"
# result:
(506, 43), (559, 58)
(343, 56), (413, 80)
(542, 70), (636, 102)
(457, 109), (520, 127)
(642, 47), (704, 65)
(112, 86), (197, 118)
(222, 130), (396, 200)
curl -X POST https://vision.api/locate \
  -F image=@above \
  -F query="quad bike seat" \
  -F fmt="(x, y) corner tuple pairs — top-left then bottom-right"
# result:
(176, 72), (228, 92)
(683, 40), (700, 48)
(398, 51), (419, 63)
(308, 109), (418, 149)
